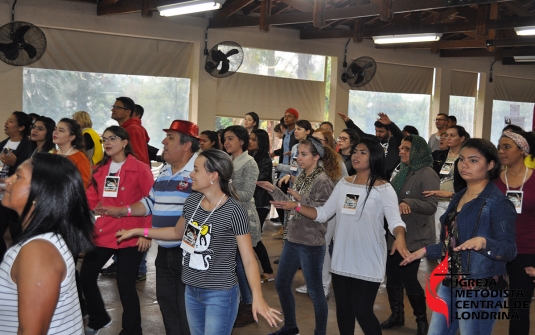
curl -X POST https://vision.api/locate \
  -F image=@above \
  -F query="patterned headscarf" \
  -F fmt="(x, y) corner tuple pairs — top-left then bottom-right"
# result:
(390, 135), (433, 194)
(502, 131), (530, 156)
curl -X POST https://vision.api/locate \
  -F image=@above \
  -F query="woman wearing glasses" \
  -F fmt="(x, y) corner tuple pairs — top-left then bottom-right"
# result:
(81, 126), (154, 335)
(336, 128), (359, 176)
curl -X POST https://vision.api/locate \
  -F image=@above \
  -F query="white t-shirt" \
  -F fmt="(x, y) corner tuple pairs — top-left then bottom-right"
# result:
(0, 140), (21, 177)
(315, 179), (406, 283)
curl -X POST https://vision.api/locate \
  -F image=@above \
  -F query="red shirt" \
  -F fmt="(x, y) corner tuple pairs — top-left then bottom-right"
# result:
(495, 174), (535, 254)
(122, 118), (150, 165)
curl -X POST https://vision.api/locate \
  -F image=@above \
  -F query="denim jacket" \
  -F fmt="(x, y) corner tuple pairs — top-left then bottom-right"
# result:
(426, 181), (517, 279)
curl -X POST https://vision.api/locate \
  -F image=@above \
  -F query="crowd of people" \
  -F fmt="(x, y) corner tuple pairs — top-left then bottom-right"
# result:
(0, 101), (533, 335)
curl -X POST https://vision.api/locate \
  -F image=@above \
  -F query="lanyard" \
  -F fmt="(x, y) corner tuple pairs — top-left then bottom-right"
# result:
(504, 166), (528, 192)
(189, 194), (226, 227)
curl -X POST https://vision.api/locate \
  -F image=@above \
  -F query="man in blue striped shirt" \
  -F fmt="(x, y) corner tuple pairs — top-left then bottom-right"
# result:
(101, 120), (199, 335)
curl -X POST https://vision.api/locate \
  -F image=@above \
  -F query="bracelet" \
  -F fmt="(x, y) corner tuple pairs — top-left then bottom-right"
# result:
(295, 202), (301, 212)
(144, 228), (149, 238)
(126, 205), (132, 217)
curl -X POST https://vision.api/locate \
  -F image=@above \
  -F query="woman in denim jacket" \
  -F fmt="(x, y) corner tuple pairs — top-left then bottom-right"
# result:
(402, 138), (517, 335)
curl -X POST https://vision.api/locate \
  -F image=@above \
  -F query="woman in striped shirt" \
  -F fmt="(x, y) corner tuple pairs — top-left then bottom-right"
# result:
(116, 149), (281, 335)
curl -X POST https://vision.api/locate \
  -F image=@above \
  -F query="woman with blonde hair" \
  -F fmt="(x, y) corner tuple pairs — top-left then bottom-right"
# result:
(73, 111), (103, 165)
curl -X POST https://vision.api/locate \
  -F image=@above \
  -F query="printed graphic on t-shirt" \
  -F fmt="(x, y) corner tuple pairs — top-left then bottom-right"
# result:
(183, 221), (213, 271)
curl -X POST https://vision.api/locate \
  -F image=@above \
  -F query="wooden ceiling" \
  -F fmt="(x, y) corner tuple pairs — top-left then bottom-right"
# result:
(73, 0), (535, 62)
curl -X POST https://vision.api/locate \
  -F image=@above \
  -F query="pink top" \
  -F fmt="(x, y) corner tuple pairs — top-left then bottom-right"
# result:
(495, 174), (535, 254)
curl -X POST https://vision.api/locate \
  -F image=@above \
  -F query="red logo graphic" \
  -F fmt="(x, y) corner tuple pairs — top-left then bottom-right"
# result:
(426, 251), (450, 327)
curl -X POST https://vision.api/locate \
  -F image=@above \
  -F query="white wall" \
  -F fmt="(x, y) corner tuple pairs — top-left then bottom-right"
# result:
(1, 0), (535, 138)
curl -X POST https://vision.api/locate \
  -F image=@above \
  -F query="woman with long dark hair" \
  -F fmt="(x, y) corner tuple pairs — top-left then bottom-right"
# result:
(200, 130), (221, 151)
(381, 135), (439, 335)
(271, 137), (409, 335)
(30, 116), (56, 154)
(248, 129), (275, 284)
(0, 111), (32, 260)
(336, 128), (359, 176)
(82, 126), (154, 335)
(423, 125), (469, 243)
(244, 112), (260, 134)
(402, 138), (517, 335)
(0, 153), (94, 334)
(52, 118), (91, 189)
(258, 137), (338, 335)
(495, 130), (535, 335)
(223, 125), (263, 327)
(116, 149), (280, 335)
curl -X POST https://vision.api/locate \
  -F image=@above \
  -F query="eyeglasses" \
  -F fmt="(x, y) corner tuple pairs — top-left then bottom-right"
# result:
(435, 118), (447, 122)
(112, 105), (127, 110)
(336, 136), (349, 142)
(31, 125), (46, 131)
(101, 135), (122, 143)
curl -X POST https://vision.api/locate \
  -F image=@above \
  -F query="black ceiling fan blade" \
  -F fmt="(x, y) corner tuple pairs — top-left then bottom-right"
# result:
(361, 62), (374, 70)
(354, 74), (365, 85)
(22, 43), (37, 58)
(0, 42), (17, 54)
(205, 60), (219, 73)
(349, 63), (363, 75)
(219, 62), (230, 75)
(211, 49), (227, 63)
(4, 48), (20, 61)
(12, 25), (31, 43)
(225, 48), (239, 58)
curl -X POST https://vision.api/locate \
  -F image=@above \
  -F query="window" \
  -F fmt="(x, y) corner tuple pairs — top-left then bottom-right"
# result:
(449, 96), (476, 134)
(348, 91), (431, 139)
(490, 100), (534, 144)
(23, 68), (190, 148)
(238, 47), (326, 81)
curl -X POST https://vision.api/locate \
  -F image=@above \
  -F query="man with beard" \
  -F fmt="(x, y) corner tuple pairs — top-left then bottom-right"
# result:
(337, 112), (403, 178)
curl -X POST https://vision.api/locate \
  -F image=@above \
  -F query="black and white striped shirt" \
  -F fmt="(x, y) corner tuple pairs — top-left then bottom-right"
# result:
(182, 192), (250, 290)
(0, 233), (83, 334)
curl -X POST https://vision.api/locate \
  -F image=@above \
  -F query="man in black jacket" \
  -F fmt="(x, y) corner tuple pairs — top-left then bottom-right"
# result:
(337, 112), (403, 178)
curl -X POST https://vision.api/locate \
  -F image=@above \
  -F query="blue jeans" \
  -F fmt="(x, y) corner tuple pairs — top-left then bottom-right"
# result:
(185, 284), (240, 335)
(235, 249), (252, 304)
(428, 283), (504, 335)
(276, 241), (327, 335)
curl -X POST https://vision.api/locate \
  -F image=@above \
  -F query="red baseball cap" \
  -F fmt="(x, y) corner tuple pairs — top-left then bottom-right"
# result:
(163, 120), (200, 139)
(286, 108), (299, 119)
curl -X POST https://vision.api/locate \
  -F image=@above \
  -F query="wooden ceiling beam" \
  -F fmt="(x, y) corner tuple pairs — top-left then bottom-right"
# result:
(313, 0), (326, 27)
(476, 4), (488, 36)
(440, 49), (495, 57)
(280, 0), (314, 12)
(487, 2), (499, 51)
(300, 15), (535, 39)
(377, 0), (392, 22)
(210, 0), (515, 28)
(242, 2), (261, 15)
(502, 1), (532, 16)
(214, 0), (255, 19)
(353, 18), (364, 42)
(502, 47), (535, 56)
(259, 0), (272, 31)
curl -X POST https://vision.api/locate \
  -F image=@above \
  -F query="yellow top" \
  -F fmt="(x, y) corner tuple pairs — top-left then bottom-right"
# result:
(83, 127), (104, 165)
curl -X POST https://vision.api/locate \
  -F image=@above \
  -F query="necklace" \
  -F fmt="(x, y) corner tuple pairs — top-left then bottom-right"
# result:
(504, 166), (528, 191)
(58, 147), (74, 156)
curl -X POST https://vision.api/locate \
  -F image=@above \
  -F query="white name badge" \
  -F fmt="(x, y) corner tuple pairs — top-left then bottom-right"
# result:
(181, 220), (201, 254)
(506, 190), (523, 214)
(440, 162), (454, 175)
(103, 176), (120, 197)
(342, 193), (359, 215)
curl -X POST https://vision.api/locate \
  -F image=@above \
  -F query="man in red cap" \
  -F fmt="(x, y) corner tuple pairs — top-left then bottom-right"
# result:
(99, 120), (199, 335)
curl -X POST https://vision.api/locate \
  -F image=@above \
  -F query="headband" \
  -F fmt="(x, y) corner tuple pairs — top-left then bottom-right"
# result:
(503, 131), (530, 155)
(307, 136), (325, 158)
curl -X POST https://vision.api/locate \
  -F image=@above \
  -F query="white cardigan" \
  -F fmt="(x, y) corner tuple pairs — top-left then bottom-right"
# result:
(316, 179), (406, 283)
